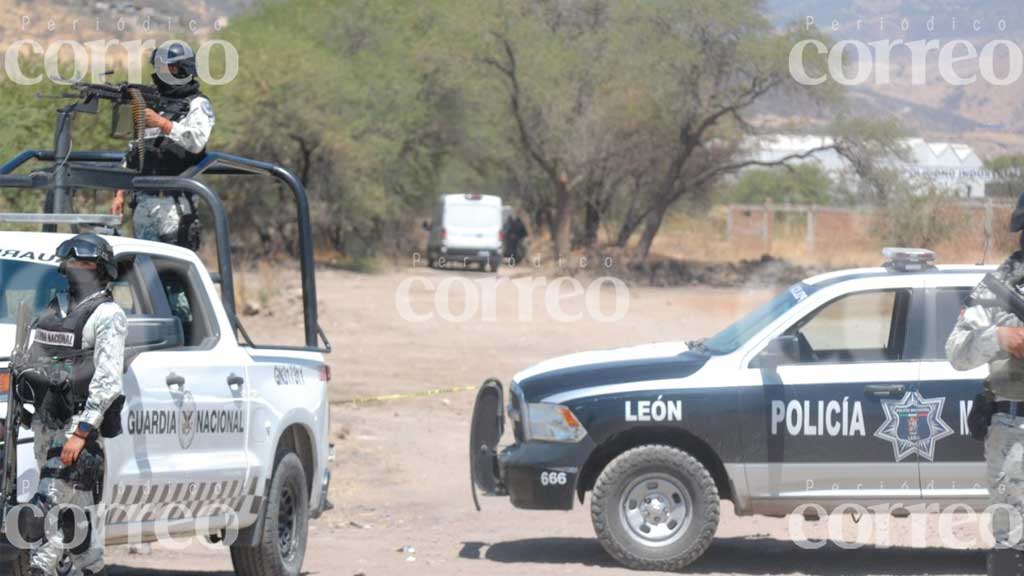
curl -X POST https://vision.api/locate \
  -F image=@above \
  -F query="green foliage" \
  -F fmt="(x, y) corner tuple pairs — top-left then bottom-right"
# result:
(985, 155), (1024, 199)
(872, 192), (963, 249)
(726, 164), (835, 205)
(0, 0), (872, 263)
(0, 59), (122, 213)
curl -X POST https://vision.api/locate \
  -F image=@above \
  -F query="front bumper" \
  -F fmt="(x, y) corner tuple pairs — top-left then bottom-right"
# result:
(470, 378), (596, 511)
(498, 439), (595, 511)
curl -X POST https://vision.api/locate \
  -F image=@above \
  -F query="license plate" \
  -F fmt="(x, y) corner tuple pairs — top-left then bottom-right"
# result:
(478, 250), (490, 257)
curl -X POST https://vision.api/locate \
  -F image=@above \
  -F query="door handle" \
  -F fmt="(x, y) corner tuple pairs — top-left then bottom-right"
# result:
(864, 384), (905, 399)
(166, 373), (186, 391)
(227, 373), (244, 390)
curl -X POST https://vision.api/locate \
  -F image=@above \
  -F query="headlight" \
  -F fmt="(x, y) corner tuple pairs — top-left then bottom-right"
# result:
(525, 403), (587, 443)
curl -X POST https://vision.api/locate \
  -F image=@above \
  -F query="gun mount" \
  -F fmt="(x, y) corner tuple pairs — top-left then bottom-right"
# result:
(0, 83), (330, 353)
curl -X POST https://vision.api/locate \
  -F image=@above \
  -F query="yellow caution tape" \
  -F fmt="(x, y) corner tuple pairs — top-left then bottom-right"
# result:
(336, 385), (479, 405)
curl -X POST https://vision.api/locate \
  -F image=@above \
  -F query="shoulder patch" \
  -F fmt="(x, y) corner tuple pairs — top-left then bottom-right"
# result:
(200, 100), (215, 120)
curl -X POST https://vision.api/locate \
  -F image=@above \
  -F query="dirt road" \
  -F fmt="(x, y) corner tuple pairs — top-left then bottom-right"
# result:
(105, 265), (987, 575)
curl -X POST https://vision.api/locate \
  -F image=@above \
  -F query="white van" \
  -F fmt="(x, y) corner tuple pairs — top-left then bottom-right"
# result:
(424, 194), (504, 271)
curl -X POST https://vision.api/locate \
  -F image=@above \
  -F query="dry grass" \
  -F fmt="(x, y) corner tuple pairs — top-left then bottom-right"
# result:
(649, 204), (1018, 270)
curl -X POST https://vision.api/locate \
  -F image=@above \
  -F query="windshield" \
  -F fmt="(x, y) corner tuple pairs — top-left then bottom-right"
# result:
(1, 260), (66, 325)
(446, 204), (501, 228)
(702, 283), (810, 355)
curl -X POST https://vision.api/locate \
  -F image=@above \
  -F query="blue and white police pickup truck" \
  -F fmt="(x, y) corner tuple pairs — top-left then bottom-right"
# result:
(0, 231), (333, 576)
(470, 248), (992, 571)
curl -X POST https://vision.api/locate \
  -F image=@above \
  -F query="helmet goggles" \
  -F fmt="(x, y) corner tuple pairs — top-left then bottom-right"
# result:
(56, 238), (101, 261)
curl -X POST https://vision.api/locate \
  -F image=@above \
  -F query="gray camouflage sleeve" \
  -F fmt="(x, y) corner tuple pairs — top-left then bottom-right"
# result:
(76, 304), (127, 429)
(946, 303), (1008, 370)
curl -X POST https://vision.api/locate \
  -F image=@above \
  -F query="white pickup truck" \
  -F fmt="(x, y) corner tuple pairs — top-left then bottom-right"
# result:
(0, 231), (333, 576)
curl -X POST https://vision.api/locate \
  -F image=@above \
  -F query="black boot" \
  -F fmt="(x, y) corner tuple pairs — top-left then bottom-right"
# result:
(989, 549), (1024, 576)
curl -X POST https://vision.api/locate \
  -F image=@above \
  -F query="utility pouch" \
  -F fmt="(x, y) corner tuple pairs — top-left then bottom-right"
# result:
(969, 386), (996, 441)
(100, 395), (126, 439)
(43, 439), (104, 493)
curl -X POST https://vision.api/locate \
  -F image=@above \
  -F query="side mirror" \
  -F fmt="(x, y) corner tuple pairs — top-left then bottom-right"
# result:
(124, 315), (184, 366)
(758, 334), (800, 372)
(422, 221), (431, 232)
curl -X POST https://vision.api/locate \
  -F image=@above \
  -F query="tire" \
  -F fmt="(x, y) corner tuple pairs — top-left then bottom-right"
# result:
(231, 453), (310, 576)
(591, 445), (719, 571)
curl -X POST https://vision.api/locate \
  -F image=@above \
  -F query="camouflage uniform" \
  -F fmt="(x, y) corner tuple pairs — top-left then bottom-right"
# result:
(131, 194), (191, 243)
(947, 251), (1024, 551)
(30, 298), (126, 575)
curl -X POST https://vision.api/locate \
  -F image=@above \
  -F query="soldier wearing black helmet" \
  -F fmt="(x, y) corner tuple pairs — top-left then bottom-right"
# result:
(112, 41), (215, 250)
(11, 234), (126, 576)
(947, 192), (1024, 575)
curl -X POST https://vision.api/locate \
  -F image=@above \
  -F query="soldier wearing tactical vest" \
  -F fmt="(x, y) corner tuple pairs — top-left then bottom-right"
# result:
(15, 234), (126, 576)
(948, 191), (1024, 576)
(111, 42), (215, 250)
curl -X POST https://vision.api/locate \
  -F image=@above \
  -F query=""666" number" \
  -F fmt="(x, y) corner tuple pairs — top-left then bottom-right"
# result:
(539, 471), (568, 486)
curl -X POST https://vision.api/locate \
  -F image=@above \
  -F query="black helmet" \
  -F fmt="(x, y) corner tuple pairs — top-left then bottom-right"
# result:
(151, 41), (196, 79)
(56, 233), (118, 280)
(1012, 191), (1024, 233)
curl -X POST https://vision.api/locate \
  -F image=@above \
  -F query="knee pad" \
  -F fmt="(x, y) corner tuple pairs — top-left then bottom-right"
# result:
(59, 507), (92, 556)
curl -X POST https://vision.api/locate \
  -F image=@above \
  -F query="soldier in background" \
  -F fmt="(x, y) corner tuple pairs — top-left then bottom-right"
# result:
(112, 41), (214, 250)
(947, 192), (1024, 575)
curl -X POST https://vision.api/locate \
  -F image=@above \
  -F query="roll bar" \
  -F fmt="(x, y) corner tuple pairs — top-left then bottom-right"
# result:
(0, 150), (329, 352)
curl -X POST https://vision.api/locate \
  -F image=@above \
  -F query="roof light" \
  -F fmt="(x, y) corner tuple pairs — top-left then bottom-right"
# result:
(465, 194), (482, 200)
(882, 247), (936, 272)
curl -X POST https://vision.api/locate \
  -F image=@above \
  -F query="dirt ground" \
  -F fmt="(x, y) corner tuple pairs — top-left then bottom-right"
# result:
(104, 264), (988, 575)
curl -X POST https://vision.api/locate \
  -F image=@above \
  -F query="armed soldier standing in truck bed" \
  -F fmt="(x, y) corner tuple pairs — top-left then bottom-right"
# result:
(947, 192), (1024, 576)
(11, 233), (126, 576)
(111, 42), (215, 250)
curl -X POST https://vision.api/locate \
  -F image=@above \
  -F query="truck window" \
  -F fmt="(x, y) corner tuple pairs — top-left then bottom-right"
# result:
(1, 259), (144, 320)
(787, 289), (911, 364)
(925, 287), (973, 360)
(149, 256), (218, 349)
(445, 205), (501, 228)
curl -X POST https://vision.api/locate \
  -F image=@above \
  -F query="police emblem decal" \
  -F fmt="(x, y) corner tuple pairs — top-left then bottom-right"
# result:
(873, 391), (953, 462)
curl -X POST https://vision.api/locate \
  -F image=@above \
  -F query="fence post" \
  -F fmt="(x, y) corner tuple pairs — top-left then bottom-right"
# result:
(983, 198), (993, 265)
(806, 204), (816, 254)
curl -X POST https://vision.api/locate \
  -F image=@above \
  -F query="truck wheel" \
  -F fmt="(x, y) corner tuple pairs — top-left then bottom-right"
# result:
(231, 453), (310, 576)
(591, 445), (719, 571)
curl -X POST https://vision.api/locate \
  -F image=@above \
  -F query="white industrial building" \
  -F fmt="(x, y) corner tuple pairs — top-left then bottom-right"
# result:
(749, 135), (988, 198)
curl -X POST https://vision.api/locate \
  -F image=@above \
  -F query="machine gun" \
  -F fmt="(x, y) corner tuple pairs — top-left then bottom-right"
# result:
(70, 81), (191, 173)
(980, 273), (1024, 322)
(1, 301), (33, 508)
(28, 78), (194, 226)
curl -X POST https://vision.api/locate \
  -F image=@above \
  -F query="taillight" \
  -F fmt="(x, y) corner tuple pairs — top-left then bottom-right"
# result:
(0, 370), (9, 394)
(441, 227), (447, 240)
(319, 365), (332, 383)
(499, 230), (505, 242)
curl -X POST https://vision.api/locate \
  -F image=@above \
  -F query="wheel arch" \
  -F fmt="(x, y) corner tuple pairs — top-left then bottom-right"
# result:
(576, 426), (733, 504)
(275, 422), (317, 498)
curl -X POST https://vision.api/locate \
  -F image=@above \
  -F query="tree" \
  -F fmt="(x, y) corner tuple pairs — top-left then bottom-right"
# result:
(474, 0), (645, 259)
(607, 0), (843, 259)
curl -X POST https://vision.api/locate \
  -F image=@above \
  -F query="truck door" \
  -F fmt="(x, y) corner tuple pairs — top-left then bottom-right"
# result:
(746, 285), (923, 505)
(913, 282), (987, 503)
(110, 255), (252, 526)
